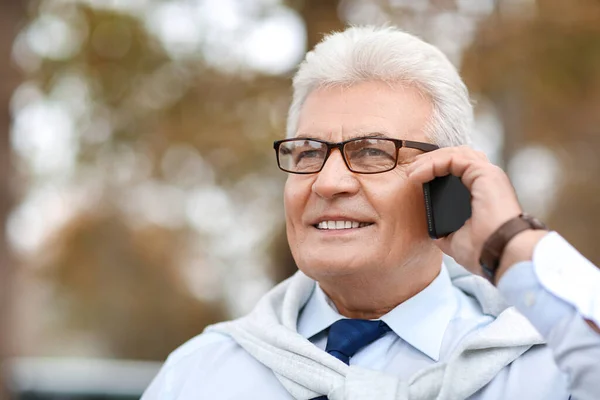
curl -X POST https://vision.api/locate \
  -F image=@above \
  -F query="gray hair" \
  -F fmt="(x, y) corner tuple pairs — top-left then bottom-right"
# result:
(287, 26), (473, 147)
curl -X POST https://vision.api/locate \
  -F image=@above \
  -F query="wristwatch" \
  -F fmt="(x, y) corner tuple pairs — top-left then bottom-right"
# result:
(479, 213), (548, 281)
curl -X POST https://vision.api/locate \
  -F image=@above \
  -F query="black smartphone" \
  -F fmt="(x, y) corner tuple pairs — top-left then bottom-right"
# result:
(422, 175), (472, 239)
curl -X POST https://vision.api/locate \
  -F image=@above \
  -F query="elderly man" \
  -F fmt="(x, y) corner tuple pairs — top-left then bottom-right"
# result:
(143, 26), (600, 400)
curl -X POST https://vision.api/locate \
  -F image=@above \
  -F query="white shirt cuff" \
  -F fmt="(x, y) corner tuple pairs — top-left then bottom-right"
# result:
(533, 231), (600, 327)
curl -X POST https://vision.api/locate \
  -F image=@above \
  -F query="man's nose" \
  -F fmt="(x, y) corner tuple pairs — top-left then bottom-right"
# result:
(312, 149), (360, 199)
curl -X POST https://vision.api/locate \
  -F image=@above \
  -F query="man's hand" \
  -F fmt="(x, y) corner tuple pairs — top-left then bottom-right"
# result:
(407, 146), (538, 279)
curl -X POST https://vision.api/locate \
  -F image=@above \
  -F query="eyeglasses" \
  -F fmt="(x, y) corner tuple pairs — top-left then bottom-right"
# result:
(273, 137), (439, 174)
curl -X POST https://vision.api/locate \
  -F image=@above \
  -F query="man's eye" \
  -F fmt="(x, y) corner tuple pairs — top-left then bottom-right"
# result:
(356, 148), (392, 158)
(296, 150), (322, 160)
(280, 146), (292, 155)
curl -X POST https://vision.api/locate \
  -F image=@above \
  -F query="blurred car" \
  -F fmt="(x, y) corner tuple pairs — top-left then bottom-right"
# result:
(5, 357), (161, 399)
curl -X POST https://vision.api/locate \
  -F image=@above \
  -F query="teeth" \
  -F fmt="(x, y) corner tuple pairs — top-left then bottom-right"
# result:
(316, 221), (371, 230)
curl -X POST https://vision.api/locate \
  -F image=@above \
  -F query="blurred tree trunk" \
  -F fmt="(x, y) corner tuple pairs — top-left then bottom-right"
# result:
(297, 0), (345, 49)
(0, 1), (24, 398)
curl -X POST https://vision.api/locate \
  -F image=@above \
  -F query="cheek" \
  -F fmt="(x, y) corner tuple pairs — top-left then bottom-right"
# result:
(404, 180), (425, 211)
(373, 176), (426, 232)
(398, 182), (428, 237)
(284, 176), (311, 228)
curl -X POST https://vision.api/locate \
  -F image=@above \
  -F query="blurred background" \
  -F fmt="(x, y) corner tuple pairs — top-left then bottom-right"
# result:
(1, 0), (599, 398)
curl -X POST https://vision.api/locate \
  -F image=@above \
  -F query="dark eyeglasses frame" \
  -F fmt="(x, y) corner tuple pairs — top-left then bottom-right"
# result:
(273, 137), (439, 174)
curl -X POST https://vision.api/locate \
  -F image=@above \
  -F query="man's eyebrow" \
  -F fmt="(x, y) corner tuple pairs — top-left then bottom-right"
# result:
(357, 132), (392, 139)
(293, 132), (393, 140)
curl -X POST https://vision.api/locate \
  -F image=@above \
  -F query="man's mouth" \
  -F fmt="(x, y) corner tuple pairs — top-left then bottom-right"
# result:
(314, 221), (374, 230)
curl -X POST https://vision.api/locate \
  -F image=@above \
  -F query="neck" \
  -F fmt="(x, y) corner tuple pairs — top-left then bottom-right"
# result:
(317, 250), (443, 320)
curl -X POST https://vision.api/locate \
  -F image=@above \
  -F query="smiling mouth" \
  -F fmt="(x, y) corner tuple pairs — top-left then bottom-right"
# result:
(314, 221), (374, 230)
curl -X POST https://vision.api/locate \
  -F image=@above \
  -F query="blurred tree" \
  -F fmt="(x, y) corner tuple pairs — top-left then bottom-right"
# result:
(21, 0), (599, 364)
(14, 3), (282, 359)
(294, 0), (345, 48)
(9, 0), (345, 361)
(461, 0), (600, 265)
(1, 0), (25, 396)
(42, 213), (225, 360)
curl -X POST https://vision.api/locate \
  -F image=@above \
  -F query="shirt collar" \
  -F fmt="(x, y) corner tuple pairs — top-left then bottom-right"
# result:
(296, 263), (458, 361)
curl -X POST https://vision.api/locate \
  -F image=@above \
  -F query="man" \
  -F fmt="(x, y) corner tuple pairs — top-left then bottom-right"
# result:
(143, 26), (600, 399)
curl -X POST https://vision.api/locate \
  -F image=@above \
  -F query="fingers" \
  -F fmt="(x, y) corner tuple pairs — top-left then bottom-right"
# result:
(407, 146), (492, 189)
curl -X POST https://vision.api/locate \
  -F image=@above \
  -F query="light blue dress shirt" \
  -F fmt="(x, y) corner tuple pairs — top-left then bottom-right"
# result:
(296, 265), (493, 373)
(143, 232), (600, 400)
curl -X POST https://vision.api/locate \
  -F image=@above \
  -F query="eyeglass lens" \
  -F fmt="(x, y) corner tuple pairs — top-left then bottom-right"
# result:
(278, 139), (399, 173)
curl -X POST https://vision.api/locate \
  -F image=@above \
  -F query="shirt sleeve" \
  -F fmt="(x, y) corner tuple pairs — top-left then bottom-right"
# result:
(140, 367), (167, 400)
(497, 231), (600, 400)
(498, 231), (600, 334)
(141, 359), (184, 400)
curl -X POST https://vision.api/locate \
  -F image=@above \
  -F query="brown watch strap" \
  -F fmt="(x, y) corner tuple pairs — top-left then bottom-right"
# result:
(480, 213), (547, 280)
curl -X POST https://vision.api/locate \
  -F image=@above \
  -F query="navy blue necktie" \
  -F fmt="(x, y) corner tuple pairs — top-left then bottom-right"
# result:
(312, 319), (391, 400)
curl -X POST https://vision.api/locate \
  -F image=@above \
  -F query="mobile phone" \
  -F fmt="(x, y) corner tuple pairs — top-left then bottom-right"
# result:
(422, 174), (472, 239)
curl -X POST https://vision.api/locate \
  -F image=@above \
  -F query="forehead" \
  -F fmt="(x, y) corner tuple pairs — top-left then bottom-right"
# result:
(295, 81), (432, 142)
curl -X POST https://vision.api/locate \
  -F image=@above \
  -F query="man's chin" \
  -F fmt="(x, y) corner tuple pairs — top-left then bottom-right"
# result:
(296, 255), (372, 279)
